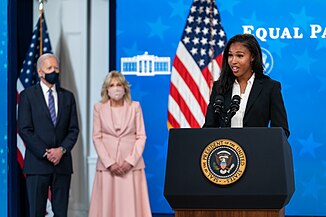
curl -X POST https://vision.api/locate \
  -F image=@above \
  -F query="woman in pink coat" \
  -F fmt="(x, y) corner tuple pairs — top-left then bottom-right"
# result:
(88, 70), (152, 217)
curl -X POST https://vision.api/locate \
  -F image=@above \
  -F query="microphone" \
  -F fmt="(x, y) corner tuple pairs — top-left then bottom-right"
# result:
(225, 95), (241, 127)
(213, 95), (224, 114)
(229, 95), (241, 115)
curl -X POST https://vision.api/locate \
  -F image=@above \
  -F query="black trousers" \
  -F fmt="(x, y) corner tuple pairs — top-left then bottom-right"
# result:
(26, 174), (71, 217)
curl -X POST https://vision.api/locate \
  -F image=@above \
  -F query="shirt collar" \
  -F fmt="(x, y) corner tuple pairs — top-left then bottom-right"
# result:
(248, 73), (255, 84)
(234, 73), (255, 85)
(40, 81), (57, 94)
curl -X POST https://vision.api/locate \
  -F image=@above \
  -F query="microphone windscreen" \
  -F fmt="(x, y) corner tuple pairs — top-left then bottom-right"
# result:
(214, 95), (224, 103)
(213, 95), (224, 113)
(230, 95), (241, 112)
(232, 95), (241, 104)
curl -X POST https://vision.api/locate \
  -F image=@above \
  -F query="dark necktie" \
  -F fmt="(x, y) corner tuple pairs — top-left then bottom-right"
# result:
(48, 89), (57, 126)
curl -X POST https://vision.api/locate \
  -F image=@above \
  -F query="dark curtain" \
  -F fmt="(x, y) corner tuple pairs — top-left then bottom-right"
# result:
(8, 0), (33, 217)
(109, 0), (116, 71)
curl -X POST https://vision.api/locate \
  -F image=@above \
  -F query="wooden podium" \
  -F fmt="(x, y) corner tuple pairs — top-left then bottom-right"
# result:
(164, 128), (295, 217)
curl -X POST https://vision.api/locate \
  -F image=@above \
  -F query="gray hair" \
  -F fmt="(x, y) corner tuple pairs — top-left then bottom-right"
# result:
(36, 53), (60, 70)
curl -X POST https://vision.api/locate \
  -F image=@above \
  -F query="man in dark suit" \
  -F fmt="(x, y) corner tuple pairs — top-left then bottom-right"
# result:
(18, 53), (79, 217)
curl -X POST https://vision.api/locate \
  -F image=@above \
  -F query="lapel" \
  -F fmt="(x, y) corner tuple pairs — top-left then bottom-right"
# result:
(224, 89), (232, 111)
(56, 86), (64, 126)
(119, 102), (132, 135)
(245, 78), (263, 115)
(35, 84), (53, 124)
(105, 101), (132, 136)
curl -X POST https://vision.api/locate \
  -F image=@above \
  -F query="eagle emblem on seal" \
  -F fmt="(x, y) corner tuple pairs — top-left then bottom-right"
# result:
(214, 150), (234, 174)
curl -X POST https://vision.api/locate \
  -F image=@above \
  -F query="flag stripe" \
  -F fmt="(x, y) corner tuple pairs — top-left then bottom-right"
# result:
(16, 150), (24, 170)
(173, 52), (209, 115)
(169, 83), (200, 127)
(173, 56), (208, 116)
(175, 42), (211, 101)
(16, 132), (26, 167)
(209, 54), (223, 81)
(170, 68), (204, 127)
(167, 111), (180, 129)
(168, 0), (227, 129)
(168, 93), (191, 128)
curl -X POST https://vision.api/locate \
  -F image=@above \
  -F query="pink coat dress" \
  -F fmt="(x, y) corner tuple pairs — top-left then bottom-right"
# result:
(88, 101), (152, 217)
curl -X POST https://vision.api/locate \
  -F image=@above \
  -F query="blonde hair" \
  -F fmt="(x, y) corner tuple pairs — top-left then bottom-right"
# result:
(100, 70), (131, 103)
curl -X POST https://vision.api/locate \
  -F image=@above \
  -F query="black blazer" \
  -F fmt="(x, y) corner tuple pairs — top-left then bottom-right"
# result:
(203, 77), (290, 137)
(18, 83), (79, 174)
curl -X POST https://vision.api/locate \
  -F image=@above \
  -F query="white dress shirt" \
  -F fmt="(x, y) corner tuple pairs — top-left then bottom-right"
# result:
(231, 73), (255, 128)
(40, 81), (58, 116)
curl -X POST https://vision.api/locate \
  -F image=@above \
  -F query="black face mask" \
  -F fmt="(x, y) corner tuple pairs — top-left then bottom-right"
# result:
(44, 71), (59, 84)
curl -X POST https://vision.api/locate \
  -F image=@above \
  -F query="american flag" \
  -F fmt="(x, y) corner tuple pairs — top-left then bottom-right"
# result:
(16, 14), (54, 217)
(167, 0), (227, 128)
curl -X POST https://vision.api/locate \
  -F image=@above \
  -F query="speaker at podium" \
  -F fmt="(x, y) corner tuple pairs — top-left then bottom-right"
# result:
(164, 127), (295, 217)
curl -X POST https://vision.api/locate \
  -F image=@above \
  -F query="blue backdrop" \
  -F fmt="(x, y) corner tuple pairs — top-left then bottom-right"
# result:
(116, 0), (326, 215)
(0, 0), (8, 216)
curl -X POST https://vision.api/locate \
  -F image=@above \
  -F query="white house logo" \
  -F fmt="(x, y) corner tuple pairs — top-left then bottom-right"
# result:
(120, 52), (171, 76)
(121, 50), (273, 76)
(261, 47), (273, 75)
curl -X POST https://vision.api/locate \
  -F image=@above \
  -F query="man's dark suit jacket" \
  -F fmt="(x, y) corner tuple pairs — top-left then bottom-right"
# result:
(203, 77), (290, 137)
(18, 83), (79, 174)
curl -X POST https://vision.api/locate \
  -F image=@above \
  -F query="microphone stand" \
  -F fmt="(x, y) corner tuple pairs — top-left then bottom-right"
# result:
(214, 95), (241, 128)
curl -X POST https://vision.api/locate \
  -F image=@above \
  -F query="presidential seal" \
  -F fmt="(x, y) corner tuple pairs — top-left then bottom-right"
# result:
(201, 139), (246, 185)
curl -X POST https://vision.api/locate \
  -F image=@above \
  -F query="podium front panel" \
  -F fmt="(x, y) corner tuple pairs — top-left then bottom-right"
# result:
(164, 127), (295, 209)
